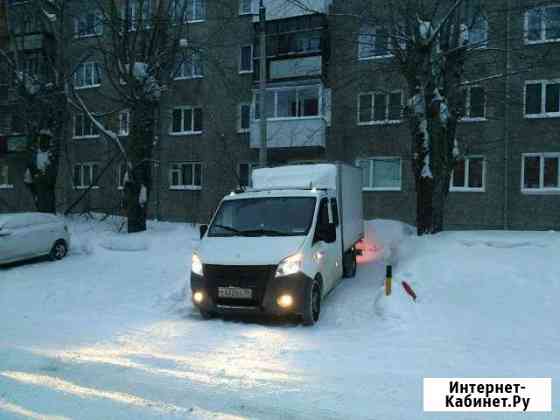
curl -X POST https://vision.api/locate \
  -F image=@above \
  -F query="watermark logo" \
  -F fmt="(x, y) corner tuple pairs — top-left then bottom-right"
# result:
(423, 378), (552, 412)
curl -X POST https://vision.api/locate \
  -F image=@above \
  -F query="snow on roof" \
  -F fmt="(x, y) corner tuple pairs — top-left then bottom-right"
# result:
(252, 164), (337, 190)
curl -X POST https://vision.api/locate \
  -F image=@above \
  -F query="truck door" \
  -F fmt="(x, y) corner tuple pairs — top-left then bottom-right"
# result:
(313, 198), (339, 294)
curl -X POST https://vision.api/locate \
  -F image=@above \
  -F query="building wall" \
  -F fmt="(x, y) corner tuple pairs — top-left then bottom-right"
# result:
(1, 0), (559, 231)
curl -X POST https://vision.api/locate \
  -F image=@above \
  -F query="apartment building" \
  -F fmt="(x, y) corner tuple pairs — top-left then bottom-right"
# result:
(0, 0), (559, 230)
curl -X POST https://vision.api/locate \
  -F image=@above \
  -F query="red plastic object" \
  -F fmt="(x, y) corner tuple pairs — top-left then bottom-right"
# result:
(402, 281), (417, 301)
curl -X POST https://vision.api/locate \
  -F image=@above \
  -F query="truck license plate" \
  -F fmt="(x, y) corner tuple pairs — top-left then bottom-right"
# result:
(218, 287), (253, 299)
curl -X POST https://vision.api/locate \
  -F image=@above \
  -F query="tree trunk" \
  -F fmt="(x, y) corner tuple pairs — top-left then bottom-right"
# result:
(125, 102), (155, 233)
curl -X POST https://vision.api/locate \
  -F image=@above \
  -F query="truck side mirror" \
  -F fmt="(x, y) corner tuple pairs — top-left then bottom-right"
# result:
(199, 224), (208, 239)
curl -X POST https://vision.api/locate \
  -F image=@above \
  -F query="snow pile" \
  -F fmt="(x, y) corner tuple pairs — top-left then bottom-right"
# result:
(358, 219), (414, 264)
(374, 285), (417, 322)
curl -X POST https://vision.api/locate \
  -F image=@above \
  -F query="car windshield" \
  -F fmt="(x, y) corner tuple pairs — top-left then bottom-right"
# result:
(208, 197), (316, 237)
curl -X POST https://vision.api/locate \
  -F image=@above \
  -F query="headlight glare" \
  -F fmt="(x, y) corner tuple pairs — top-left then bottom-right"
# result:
(275, 253), (303, 277)
(191, 253), (203, 276)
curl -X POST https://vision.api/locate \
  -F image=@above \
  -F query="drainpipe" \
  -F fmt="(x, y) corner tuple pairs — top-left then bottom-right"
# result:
(258, 0), (268, 168)
(502, 0), (511, 230)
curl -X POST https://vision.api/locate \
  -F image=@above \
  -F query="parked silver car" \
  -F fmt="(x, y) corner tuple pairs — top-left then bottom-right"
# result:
(0, 213), (71, 265)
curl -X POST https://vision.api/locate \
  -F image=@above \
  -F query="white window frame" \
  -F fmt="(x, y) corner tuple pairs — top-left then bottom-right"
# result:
(73, 114), (99, 139)
(239, 45), (254, 73)
(238, 103), (251, 132)
(74, 62), (101, 89)
(521, 152), (560, 194)
(122, 0), (153, 31)
(74, 10), (103, 38)
(358, 25), (396, 60)
(0, 164), (13, 189)
(169, 162), (203, 190)
(119, 110), (130, 136)
(524, 5), (560, 45)
(117, 162), (127, 190)
(253, 85), (322, 121)
(170, 106), (203, 135)
(460, 85), (487, 122)
(450, 156), (486, 192)
(356, 157), (403, 191)
(73, 162), (100, 189)
(524, 79), (560, 118)
(357, 90), (403, 125)
(237, 162), (257, 187)
(174, 52), (203, 79)
(172, 0), (206, 23)
(239, 0), (253, 15)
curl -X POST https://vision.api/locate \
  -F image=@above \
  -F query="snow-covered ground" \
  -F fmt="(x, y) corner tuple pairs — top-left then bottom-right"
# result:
(0, 216), (558, 419)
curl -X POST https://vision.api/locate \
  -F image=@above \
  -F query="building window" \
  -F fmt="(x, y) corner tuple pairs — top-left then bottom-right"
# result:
(119, 110), (130, 136)
(239, 45), (253, 73)
(358, 25), (393, 59)
(239, 0), (253, 15)
(169, 162), (202, 189)
(358, 91), (403, 124)
(451, 156), (485, 192)
(74, 11), (103, 38)
(238, 162), (256, 187)
(73, 163), (99, 189)
(522, 153), (560, 192)
(238, 103), (251, 132)
(171, 0), (205, 22)
(0, 164), (12, 188)
(74, 62), (101, 89)
(117, 163), (127, 189)
(525, 6), (560, 44)
(356, 157), (402, 191)
(259, 15), (323, 57)
(175, 52), (203, 79)
(123, 0), (153, 31)
(73, 114), (98, 138)
(255, 86), (320, 119)
(460, 86), (486, 120)
(525, 80), (560, 117)
(170, 107), (203, 134)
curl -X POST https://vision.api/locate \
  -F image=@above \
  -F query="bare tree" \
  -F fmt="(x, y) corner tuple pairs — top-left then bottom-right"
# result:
(68, 0), (201, 232)
(0, 0), (75, 213)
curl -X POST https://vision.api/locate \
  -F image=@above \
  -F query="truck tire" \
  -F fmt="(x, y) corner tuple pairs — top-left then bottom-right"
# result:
(302, 277), (321, 326)
(342, 249), (357, 278)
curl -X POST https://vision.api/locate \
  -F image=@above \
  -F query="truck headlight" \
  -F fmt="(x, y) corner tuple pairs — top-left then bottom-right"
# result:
(275, 253), (303, 278)
(191, 253), (203, 276)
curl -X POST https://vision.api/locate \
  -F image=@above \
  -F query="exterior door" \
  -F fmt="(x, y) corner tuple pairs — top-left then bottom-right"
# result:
(313, 197), (339, 294)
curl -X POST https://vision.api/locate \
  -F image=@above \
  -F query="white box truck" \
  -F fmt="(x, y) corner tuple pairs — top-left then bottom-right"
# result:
(190, 163), (364, 325)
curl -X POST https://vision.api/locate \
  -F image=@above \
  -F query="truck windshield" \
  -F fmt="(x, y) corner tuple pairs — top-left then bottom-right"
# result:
(208, 197), (316, 237)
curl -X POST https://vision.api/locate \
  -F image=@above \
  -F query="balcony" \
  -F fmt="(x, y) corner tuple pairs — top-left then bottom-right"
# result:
(250, 116), (326, 149)
(250, 83), (330, 149)
(253, 0), (332, 21)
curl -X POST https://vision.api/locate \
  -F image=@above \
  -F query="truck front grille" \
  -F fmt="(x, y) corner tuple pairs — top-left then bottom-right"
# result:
(203, 264), (276, 307)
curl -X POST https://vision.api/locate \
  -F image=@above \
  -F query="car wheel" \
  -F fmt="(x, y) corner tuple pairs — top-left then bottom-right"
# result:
(342, 249), (357, 278)
(302, 277), (321, 326)
(199, 309), (215, 320)
(49, 240), (68, 261)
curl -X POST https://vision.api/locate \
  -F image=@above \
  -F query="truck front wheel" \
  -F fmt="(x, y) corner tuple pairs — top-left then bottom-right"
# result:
(302, 277), (321, 326)
(342, 249), (357, 278)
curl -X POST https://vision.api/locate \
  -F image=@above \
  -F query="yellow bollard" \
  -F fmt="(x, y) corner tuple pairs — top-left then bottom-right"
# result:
(385, 265), (392, 296)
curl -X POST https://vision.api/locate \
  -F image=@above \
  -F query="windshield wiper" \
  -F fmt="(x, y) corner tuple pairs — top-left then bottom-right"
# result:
(212, 224), (246, 236)
(240, 229), (292, 237)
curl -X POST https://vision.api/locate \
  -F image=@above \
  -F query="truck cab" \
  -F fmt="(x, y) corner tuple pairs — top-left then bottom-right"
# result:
(190, 164), (363, 325)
